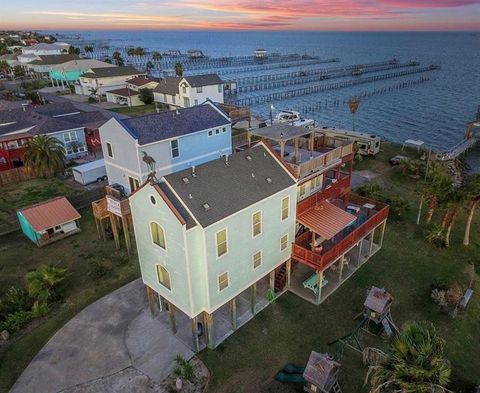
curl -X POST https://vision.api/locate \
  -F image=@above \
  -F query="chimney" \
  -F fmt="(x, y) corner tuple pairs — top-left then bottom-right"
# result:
(191, 165), (196, 177)
(224, 155), (229, 166)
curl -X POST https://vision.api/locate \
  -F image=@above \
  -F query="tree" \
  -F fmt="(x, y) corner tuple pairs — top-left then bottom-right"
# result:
(135, 46), (145, 56)
(68, 46), (80, 55)
(424, 162), (452, 224)
(103, 57), (112, 64)
(127, 47), (135, 56)
(443, 187), (465, 247)
(152, 51), (162, 61)
(349, 97), (360, 131)
(174, 62), (183, 77)
(0, 60), (9, 74)
(364, 321), (452, 393)
(23, 135), (65, 177)
(463, 174), (480, 246)
(112, 51), (122, 62)
(139, 88), (154, 105)
(26, 265), (67, 303)
(84, 45), (94, 53)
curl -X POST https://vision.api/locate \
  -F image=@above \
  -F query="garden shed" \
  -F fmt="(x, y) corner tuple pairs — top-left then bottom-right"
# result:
(17, 197), (81, 247)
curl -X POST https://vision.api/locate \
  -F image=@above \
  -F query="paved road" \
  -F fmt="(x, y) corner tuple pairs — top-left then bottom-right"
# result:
(10, 279), (193, 393)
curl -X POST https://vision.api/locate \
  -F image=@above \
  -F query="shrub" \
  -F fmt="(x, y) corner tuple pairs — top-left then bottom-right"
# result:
(88, 258), (110, 279)
(0, 287), (32, 320)
(0, 311), (33, 333)
(138, 88), (154, 105)
(87, 96), (97, 103)
(425, 225), (446, 248)
(26, 265), (68, 303)
(445, 282), (463, 308)
(31, 301), (49, 318)
(357, 183), (409, 218)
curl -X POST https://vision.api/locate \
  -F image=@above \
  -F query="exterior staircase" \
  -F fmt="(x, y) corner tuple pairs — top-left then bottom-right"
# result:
(274, 263), (288, 292)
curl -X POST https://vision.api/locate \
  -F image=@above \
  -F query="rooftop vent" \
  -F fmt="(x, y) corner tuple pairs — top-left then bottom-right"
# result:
(246, 155), (252, 161)
(188, 193), (193, 199)
(224, 155), (229, 166)
(182, 177), (189, 184)
(191, 166), (196, 177)
(251, 172), (255, 178)
(266, 177), (272, 183)
(203, 203), (210, 211)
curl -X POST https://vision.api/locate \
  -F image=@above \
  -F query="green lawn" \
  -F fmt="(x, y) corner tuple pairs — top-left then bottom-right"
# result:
(0, 210), (140, 392)
(110, 104), (159, 117)
(199, 144), (480, 393)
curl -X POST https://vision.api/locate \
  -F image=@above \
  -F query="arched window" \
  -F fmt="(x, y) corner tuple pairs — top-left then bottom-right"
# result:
(156, 265), (171, 290)
(150, 222), (166, 249)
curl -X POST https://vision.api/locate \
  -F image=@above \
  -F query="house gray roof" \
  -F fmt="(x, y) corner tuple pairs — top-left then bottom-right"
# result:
(157, 182), (196, 229)
(153, 76), (181, 95)
(81, 66), (142, 79)
(106, 87), (139, 97)
(30, 54), (80, 66)
(33, 102), (79, 117)
(119, 103), (230, 145)
(184, 74), (222, 87)
(163, 144), (295, 228)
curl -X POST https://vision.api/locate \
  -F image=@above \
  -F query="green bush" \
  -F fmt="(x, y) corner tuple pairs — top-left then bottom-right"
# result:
(356, 183), (409, 218)
(0, 287), (32, 321)
(87, 96), (98, 104)
(26, 265), (68, 303)
(0, 311), (33, 333)
(31, 301), (49, 318)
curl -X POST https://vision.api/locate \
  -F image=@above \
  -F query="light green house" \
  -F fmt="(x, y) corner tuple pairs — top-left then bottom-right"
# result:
(129, 143), (297, 350)
(48, 59), (113, 86)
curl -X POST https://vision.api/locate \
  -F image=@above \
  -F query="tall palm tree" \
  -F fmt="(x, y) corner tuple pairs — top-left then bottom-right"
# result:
(23, 135), (65, 177)
(26, 265), (68, 303)
(174, 62), (183, 77)
(349, 97), (360, 131)
(463, 174), (480, 246)
(424, 162), (452, 224)
(364, 321), (452, 393)
(443, 187), (465, 247)
(152, 51), (162, 61)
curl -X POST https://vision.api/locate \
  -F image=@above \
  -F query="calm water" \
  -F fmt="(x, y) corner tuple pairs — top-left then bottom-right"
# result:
(48, 31), (480, 167)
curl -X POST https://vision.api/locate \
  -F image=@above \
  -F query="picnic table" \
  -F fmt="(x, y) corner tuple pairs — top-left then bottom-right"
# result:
(303, 274), (329, 294)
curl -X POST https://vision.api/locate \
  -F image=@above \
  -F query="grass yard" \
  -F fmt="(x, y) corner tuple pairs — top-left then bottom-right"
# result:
(110, 104), (159, 117)
(0, 210), (140, 392)
(199, 143), (480, 393)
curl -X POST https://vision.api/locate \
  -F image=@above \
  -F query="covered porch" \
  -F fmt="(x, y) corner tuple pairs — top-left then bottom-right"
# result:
(289, 193), (389, 305)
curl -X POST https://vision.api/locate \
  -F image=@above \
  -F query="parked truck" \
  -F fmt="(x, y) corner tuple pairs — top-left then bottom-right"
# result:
(72, 159), (107, 185)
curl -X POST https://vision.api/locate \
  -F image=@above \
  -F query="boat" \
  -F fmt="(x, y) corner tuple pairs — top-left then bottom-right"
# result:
(271, 110), (316, 128)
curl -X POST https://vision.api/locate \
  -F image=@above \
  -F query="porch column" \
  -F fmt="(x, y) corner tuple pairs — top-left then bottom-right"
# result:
(280, 141), (285, 159)
(146, 285), (155, 316)
(121, 215), (131, 256)
(286, 259), (292, 288)
(293, 138), (299, 164)
(338, 254), (345, 282)
(230, 298), (237, 331)
(168, 301), (177, 334)
(204, 312), (215, 349)
(99, 218), (106, 242)
(109, 212), (120, 249)
(269, 270), (275, 296)
(368, 228), (376, 257)
(250, 282), (257, 315)
(191, 316), (200, 352)
(158, 295), (167, 312)
(309, 131), (315, 156)
(379, 221), (387, 248)
(315, 270), (324, 305)
(357, 239), (363, 266)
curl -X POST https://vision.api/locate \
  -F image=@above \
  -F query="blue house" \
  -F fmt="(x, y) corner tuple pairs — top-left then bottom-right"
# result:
(99, 101), (232, 193)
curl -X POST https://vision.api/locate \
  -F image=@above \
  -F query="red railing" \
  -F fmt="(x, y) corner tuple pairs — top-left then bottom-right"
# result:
(297, 176), (351, 214)
(293, 200), (389, 270)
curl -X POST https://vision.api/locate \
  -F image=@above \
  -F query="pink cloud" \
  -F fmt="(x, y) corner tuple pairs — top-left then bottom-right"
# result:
(379, 0), (479, 8)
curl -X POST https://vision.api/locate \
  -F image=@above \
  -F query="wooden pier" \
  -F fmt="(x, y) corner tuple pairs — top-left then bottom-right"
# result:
(229, 65), (440, 106)
(438, 120), (480, 161)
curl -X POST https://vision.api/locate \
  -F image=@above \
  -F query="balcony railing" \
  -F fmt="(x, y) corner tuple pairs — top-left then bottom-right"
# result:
(288, 143), (353, 179)
(293, 195), (389, 270)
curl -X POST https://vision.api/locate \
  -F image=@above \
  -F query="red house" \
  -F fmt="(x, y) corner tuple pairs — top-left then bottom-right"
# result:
(0, 132), (32, 171)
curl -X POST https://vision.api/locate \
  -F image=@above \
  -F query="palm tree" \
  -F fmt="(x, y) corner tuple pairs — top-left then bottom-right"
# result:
(23, 135), (65, 177)
(145, 61), (154, 75)
(348, 97), (360, 131)
(135, 46), (145, 56)
(26, 265), (68, 303)
(364, 321), (452, 393)
(174, 62), (183, 77)
(112, 51), (123, 65)
(424, 163), (452, 224)
(463, 174), (480, 246)
(127, 47), (135, 56)
(152, 51), (162, 61)
(443, 187), (465, 247)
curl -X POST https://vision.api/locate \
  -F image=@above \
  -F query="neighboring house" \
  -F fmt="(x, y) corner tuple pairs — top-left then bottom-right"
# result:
(153, 74), (223, 109)
(75, 66), (145, 96)
(105, 77), (159, 107)
(98, 101), (231, 193)
(27, 54), (80, 79)
(21, 43), (67, 56)
(17, 197), (81, 247)
(0, 102), (110, 166)
(129, 142), (297, 350)
(49, 59), (113, 87)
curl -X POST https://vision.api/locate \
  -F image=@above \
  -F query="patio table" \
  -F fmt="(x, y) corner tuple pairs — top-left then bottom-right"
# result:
(302, 274), (329, 294)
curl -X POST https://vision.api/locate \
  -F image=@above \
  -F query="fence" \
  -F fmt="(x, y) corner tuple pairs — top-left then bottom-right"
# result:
(0, 167), (37, 186)
(0, 187), (106, 236)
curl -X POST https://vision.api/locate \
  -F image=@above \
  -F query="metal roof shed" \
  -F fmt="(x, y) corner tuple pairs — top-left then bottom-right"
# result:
(16, 197), (81, 247)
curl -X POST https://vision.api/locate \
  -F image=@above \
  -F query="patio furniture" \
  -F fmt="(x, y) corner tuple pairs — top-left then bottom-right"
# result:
(303, 274), (329, 294)
(346, 204), (360, 214)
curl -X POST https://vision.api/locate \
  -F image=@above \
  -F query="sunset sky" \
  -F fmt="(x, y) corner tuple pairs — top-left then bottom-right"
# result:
(1, 0), (479, 31)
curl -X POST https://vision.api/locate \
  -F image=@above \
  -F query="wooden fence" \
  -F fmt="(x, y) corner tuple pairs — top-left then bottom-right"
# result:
(0, 167), (37, 186)
(0, 187), (106, 236)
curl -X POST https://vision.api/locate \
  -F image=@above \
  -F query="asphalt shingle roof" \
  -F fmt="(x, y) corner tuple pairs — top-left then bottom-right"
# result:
(120, 103), (229, 145)
(153, 74), (222, 95)
(157, 182), (197, 229)
(163, 144), (295, 228)
(81, 66), (142, 79)
(30, 54), (80, 66)
(153, 77), (181, 95)
(184, 74), (222, 87)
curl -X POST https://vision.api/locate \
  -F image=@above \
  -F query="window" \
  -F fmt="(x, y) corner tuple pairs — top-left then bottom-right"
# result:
(183, 97), (190, 107)
(150, 222), (166, 249)
(182, 85), (187, 94)
(170, 139), (179, 158)
(280, 234), (289, 251)
(150, 195), (157, 205)
(194, 99), (198, 106)
(208, 130), (213, 137)
(129, 176), (140, 192)
(216, 229), (227, 257)
(222, 127), (226, 133)
(218, 272), (229, 291)
(252, 211), (262, 237)
(281, 197), (289, 221)
(156, 265), (171, 290)
(215, 129), (220, 135)
(63, 131), (77, 143)
(253, 251), (262, 269)
(196, 86), (203, 93)
(172, 96), (176, 104)
(299, 184), (306, 198)
(163, 93), (167, 102)
(106, 142), (113, 158)
(313, 174), (323, 190)
(218, 84), (222, 93)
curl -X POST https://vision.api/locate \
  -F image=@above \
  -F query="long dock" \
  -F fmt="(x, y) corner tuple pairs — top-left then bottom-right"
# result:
(231, 61), (420, 94)
(229, 65), (440, 106)
(438, 136), (479, 161)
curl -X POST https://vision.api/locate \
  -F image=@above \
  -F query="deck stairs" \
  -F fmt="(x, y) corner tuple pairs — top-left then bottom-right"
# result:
(274, 264), (288, 292)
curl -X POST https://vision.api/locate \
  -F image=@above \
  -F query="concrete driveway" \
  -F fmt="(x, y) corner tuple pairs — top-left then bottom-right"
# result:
(10, 279), (193, 393)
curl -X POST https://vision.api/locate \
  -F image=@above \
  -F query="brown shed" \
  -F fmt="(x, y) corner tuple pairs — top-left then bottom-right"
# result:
(303, 351), (341, 393)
